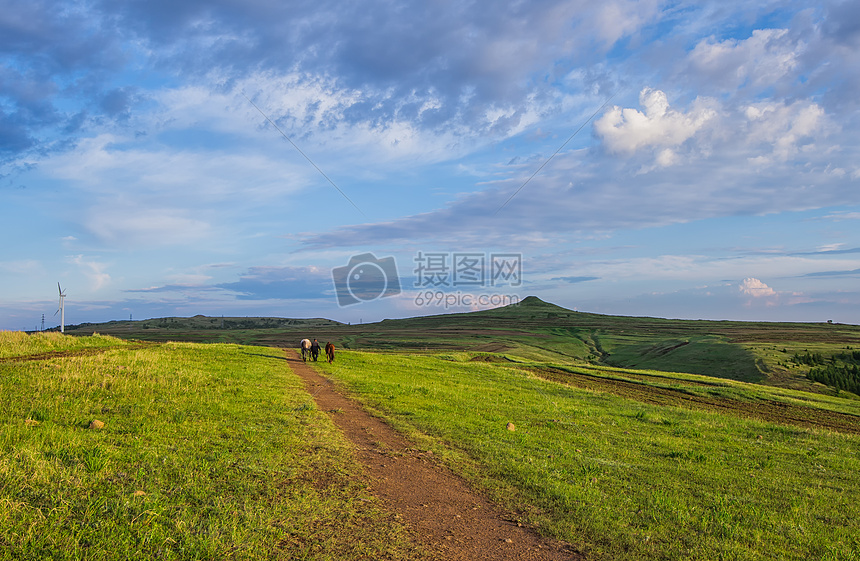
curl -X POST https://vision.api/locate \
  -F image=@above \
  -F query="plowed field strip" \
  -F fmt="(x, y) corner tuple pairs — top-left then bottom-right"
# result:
(531, 367), (860, 435)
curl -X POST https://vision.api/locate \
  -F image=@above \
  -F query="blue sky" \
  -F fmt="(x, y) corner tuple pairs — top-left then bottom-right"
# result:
(2, 0), (860, 330)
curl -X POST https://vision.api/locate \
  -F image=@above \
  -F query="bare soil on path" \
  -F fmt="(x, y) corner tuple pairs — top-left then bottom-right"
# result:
(284, 350), (583, 561)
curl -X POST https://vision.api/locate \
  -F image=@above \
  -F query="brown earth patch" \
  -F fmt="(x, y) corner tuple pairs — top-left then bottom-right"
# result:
(575, 365), (729, 388)
(284, 350), (583, 561)
(647, 340), (690, 356)
(531, 366), (860, 435)
(470, 342), (515, 354)
(469, 354), (515, 363)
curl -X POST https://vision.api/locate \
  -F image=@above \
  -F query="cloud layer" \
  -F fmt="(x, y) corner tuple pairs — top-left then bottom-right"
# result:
(1, 0), (860, 328)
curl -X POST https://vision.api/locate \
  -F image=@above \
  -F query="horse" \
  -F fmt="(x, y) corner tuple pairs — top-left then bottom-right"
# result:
(325, 342), (335, 363)
(300, 338), (311, 362)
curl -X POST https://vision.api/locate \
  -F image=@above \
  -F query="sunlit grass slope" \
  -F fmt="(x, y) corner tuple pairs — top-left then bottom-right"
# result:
(317, 351), (860, 561)
(0, 333), (419, 560)
(63, 297), (860, 396)
(0, 331), (130, 359)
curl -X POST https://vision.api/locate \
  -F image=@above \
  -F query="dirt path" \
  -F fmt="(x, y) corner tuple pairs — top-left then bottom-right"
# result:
(284, 350), (582, 561)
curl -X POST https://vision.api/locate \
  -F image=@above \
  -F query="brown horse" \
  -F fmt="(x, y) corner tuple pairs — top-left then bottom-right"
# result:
(300, 338), (311, 362)
(325, 342), (335, 363)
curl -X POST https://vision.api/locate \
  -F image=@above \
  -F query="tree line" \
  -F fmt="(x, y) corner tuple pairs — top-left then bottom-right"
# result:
(793, 349), (860, 395)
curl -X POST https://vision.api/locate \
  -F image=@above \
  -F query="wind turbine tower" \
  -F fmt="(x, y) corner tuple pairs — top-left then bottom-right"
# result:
(55, 283), (67, 333)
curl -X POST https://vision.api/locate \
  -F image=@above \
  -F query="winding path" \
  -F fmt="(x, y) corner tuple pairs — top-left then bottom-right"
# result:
(284, 349), (582, 561)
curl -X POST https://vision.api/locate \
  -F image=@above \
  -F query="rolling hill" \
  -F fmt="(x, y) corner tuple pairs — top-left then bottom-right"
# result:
(63, 296), (860, 396)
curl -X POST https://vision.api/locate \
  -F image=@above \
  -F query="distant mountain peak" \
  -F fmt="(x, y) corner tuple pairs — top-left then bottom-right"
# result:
(518, 296), (550, 307)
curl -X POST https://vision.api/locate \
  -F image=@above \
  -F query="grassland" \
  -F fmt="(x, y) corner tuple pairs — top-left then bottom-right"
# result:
(30, 299), (860, 559)
(0, 332), (419, 560)
(0, 331), (133, 359)
(63, 297), (860, 397)
(314, 351), (860, 561)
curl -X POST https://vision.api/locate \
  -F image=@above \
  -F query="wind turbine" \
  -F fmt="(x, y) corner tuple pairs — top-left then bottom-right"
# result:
(54, 283), (66, 333)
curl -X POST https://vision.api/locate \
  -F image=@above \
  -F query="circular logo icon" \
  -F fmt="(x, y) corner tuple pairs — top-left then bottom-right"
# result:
(347, 262), (388, 301)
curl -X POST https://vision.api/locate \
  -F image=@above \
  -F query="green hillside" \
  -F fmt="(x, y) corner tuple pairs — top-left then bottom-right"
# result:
(0, 333), (418, 560)
(317, 350), (860, 560)
(5, 331), (858, 560)
(63, 296), (860, 396)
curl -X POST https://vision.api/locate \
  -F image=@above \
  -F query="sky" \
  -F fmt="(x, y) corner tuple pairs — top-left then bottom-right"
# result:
(2, 0), (860, 331)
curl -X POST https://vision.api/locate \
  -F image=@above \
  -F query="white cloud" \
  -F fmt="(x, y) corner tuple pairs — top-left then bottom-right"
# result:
(738, 277), (776, 298)
(0, 259), (43, 276)
(687, 29), (802, 91)
(237, 72), (546, 165)
(593, 0), (663, 45)
(85, 206), (211, 248)
(743, 99), (830, 162)
(820, 211), (860, 222)
(543, 254), (860, 288)
(4, 0), (860, 329)
(46, 133), (310, 201)
(68, 255), (112, 291)
(594, 88), (716, 157)
(655, 148), (678, 168)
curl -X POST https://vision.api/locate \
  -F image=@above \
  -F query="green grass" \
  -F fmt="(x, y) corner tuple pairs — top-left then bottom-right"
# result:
(62, 297), (860, 397)
(7, 329), (858, 560)
(0, 335), (420, 560)
(600, 334), (764, 382)
(0, 331), (129, 359)
(316, 351), (860, 561)
(526, 361), (860, 418)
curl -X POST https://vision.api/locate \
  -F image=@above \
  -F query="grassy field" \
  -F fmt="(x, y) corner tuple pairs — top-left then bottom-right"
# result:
(5, 329), (859, 560)
(0, 332), (419, 560)
(63, 297), (860, 397)
(0, 331), (133, 359)
(314, 351), (860, 561)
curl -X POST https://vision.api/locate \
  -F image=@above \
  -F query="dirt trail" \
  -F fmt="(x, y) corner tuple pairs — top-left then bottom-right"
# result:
(284, 350), (582, 561)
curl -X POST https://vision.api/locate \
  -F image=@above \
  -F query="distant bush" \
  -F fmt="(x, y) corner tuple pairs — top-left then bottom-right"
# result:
(807, 364), (860, 395)
(795, 350), (860, 394)
(793, 351), (826, 366)
(835, 350), (860, 362)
